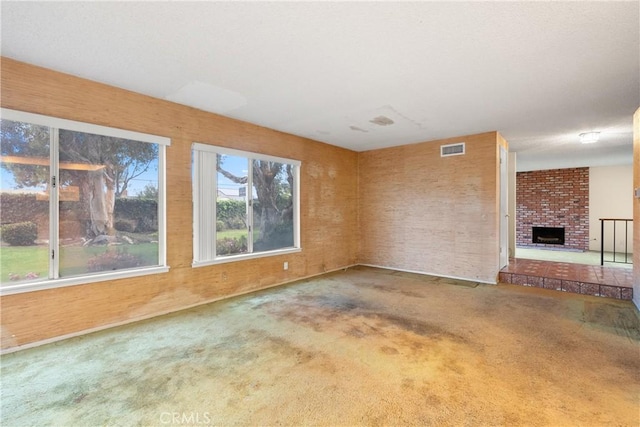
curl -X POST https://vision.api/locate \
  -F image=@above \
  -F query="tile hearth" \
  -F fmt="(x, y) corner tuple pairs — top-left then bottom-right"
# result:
(499, 258), (633, 300)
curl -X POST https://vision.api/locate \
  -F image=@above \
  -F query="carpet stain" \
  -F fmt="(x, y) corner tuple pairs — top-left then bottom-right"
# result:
(1, 268), (638, 426)
(367, 283), (426, 298)
(369, 312), (465, 342)
(583, 301), (640, 340)
(379, 345), (399, 355)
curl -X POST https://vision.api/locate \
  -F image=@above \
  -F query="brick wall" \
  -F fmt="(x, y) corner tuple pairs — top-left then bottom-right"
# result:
(516, 167), (589, 251)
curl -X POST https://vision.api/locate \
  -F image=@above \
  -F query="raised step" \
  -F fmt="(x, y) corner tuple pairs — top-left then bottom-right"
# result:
(499, 259), (633, 300)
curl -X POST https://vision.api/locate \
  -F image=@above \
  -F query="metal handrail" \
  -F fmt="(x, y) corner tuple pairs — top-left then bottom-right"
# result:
(599, 218), (633, 266)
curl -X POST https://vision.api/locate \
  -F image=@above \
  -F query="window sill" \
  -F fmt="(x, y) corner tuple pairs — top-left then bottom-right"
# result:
(0, 266), (170, 296)
(192, 247), (301, 268)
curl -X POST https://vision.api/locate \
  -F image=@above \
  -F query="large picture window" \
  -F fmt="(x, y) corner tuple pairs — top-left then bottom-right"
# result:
(0, 109), (170, 295)
(192, 143), (300, 265)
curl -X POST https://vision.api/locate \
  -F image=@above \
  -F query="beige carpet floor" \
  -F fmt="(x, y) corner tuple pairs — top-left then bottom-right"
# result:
(1, 266), (639, 426)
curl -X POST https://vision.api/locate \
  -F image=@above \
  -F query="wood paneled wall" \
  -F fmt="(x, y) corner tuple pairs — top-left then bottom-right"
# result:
(633, 107), (640, 310)
(0, 58), (506, 350)
(0, 58), (359, 350)
(358, 132), (502, 283)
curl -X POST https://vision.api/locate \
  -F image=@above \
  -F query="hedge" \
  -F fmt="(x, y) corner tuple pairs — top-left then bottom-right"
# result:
(1, 222), (37, 246)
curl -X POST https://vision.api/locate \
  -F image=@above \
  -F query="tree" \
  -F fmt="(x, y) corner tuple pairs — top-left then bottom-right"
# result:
(217, 155), (293, 243)
(0, 120), (50, 187)
(1, 120), (158, 238)
(138, 183), (159, 200)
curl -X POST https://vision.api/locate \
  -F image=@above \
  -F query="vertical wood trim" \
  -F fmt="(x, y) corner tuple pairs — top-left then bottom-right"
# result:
(633, 107), (640, 309)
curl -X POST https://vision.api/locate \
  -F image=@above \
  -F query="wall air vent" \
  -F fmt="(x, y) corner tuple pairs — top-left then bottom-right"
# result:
(441, 142), (465, 157)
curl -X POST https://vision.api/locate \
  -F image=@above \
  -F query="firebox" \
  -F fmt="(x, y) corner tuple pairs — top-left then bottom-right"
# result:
(532, 227), (565, 245)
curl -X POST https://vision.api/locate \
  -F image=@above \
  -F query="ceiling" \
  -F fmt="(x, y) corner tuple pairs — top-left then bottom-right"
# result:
(1, 1), (638, 171)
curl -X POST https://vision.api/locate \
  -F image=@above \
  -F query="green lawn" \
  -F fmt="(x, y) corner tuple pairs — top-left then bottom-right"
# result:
(2, 229), (264, 284)
(217, 229), (249, 240)
(217, 228), (261, 241)
(0, 245), (49, 282)
(0, 243), (158, 284)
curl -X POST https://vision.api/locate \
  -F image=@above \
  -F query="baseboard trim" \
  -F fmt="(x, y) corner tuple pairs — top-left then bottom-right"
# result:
(357, 263), (497, 285)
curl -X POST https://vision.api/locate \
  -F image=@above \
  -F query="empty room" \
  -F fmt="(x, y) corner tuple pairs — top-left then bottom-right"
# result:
(1, 2), (639, 426)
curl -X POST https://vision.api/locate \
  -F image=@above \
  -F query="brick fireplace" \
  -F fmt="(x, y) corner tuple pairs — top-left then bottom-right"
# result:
(516, 167), (589, 251)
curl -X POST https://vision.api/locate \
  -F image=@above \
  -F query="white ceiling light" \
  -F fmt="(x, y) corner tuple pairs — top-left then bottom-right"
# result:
(579, 132), (600, 144)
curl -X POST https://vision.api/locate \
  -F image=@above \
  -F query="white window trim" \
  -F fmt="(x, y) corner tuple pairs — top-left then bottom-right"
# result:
(1, 109), (170, 145)
(193, 248), (302, 268)
(0, 108), (171, 295)
(192, 143), (301, 266)
(192, 143), (300, 165)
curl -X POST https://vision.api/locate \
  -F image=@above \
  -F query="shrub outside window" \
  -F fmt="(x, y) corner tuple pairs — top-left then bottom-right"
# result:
(0, 109), (170, 295)
(192, 143), (301, 265)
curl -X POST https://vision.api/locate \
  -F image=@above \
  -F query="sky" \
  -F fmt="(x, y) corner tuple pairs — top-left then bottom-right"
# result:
(217, 154), (248, 192)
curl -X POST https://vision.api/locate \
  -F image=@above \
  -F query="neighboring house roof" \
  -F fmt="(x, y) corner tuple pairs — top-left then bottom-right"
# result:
(217, 188), (245, 201)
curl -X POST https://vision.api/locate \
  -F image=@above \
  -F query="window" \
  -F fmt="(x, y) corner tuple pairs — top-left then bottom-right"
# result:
(0, 109), (170, 295)
(192, 143), (300, 265)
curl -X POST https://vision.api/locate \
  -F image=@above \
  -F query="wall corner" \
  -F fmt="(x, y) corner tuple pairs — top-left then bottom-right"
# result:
(633, 107), (640, 310)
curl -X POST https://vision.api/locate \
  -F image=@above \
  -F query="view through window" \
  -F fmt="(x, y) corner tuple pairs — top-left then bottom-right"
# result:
(192, 144), (300, 264)
(0, 110), (169, 292)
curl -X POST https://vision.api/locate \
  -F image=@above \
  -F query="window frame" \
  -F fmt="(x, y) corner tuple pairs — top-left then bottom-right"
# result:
(0, 108), (170, 296)
(192, 143), (301, 267)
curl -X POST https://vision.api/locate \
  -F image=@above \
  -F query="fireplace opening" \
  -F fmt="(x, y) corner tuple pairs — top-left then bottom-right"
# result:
(532, 227), (565, 245)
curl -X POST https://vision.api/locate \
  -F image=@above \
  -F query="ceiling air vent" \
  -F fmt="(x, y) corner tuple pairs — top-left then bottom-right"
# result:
(440, 142), (465, 157)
